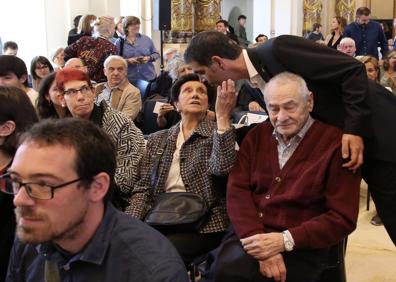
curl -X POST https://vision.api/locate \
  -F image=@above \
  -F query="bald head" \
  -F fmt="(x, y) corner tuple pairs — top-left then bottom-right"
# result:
(64, 58), (88, 73)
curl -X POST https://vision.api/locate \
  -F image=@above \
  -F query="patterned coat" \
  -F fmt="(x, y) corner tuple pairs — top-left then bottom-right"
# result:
(126, 119), (236, 233)
(99, 102), (145, 200)
(64, 36), (116, 83)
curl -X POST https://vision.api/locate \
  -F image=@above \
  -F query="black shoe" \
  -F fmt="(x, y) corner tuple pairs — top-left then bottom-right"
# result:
(371, 214), (383, 226)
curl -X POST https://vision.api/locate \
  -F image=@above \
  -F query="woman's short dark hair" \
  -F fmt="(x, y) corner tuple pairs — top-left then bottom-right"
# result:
(19, 118), (116, 203)
(0, 55), (28, 87)
(170, 73), (215, 106)
(30, 56), (54, 80)
(0, 86), (38, 156)
(184, 31), (242, 67)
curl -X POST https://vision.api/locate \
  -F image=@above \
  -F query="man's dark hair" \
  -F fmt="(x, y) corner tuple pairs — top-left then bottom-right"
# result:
(0, 55), (28, 87)
(73, 15), (82, 29)
(255, 34), (268, 42)
(184, 31), (242, 66)
(216, 19), (229, 28)
(170, 73), (215, 106)
(238, 15), (247, 21)
(356, 7), (371, 16)
(19, 118), (117, 203)
(30, 56), (54, 80)
(312, 23), (322, 31)
(0, 86), (38, 156)
(3, 41), (18, 52)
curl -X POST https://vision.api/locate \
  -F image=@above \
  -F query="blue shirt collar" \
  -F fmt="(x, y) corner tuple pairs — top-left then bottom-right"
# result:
(37, 203), (117, 266)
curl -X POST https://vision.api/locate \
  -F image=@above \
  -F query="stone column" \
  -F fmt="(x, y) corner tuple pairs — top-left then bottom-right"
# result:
(335, 0), (356, 23)
(303, 0), (323, 36)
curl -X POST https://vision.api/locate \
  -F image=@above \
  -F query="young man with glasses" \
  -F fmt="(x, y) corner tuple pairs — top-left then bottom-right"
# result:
(2, 118), (188, 282)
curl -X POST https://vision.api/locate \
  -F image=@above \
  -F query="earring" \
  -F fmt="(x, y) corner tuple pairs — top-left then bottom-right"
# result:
(61, 103), (66, 108)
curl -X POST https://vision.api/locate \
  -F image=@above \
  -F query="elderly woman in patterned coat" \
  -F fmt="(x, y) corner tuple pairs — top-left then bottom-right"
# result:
(126, 74), (237, 265)
(55, 68), (145, 210)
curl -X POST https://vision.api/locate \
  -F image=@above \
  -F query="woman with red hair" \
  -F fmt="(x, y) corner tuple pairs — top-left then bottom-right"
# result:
(55, 68), (145, 209)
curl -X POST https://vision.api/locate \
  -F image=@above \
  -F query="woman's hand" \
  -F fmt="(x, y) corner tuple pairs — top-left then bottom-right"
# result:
(216, 79), (238, 131)
(158, 103), (175, 118)
(127, 57), (140, 65)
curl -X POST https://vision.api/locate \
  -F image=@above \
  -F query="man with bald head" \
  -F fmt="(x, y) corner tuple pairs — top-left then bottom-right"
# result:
(95, 55), (142, 120)
(205, 72), (361, 282)
(64, 58), (88, 74)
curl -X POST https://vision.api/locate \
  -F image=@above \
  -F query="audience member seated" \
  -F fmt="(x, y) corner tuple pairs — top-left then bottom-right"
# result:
(325, 16), (347, 49)
(0, 55), (38, 106)
(355, 55), (380, 82)
(255, 34), (268, 45)
(126, 74), (237, 266)
(235, 81), (266, 113)
(64, 57), (88, 73)
(305, 23), (325, 42)
(55, 68), (145, 209)
(3, 118), (188, 282)
(67, 14), (96, 45)
(30, 56), (54, 91)
(338, 37), (357, 56)
(2, 41), (18, 56)
(380, 50), (396, 95)
(156, 56), (195, 129)
(205, 73), (361, 282)
(37, 72), (69, 119)
(0, 86), (38, 282)
(65, 16), (116, 83)
(95, 55), (142, 120)
(216, 19), (239, 44)
(115, 16), (159, 82)
(51, 47), (65, 70)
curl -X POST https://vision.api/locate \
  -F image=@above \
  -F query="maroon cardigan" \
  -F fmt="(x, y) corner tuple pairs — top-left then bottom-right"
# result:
(227, 120), (361, 249)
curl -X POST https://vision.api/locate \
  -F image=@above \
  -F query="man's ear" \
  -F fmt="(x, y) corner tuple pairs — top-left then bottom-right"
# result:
(211, 56), (225, 70)
(307, 92), (314, 112)
(19, 74), (28, 86)
(88, 172), (110, 203)
(103, 67), (108, 77)
(0, 121), (16, 138)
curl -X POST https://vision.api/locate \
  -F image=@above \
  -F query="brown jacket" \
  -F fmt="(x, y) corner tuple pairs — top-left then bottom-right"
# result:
(95, 79), (142, 120)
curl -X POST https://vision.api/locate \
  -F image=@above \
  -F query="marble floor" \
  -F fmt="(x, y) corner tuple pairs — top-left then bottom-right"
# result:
(346, 182), (396, 282)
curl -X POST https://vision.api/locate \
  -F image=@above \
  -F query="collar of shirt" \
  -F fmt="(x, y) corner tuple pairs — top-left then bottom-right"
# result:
(242, 49), (266, 93)
(37, 203), (118, 267)
(272, 115), (315, 147)
(104, 78), (128, 92)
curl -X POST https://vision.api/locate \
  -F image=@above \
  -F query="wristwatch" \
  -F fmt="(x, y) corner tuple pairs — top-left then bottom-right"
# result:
(282, 231), (294, 252)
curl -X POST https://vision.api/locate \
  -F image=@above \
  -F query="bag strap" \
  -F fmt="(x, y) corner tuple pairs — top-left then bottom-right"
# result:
(150, 134), (168, 194)
(44, 260), (61, 282)
(119, 37), (125, 57)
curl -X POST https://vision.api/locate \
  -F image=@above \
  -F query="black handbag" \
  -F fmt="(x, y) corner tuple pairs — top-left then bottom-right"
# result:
(144, 133), (210, 232)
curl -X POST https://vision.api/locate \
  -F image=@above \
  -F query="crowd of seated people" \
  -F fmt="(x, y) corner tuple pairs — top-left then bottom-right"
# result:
(1, 6), (396, 281)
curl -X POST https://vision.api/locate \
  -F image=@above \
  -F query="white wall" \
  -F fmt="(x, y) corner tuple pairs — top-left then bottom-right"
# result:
(252, 0), (271, 39)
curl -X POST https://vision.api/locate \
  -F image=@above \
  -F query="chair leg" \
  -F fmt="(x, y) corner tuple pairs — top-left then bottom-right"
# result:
(366, 186), (370, 211)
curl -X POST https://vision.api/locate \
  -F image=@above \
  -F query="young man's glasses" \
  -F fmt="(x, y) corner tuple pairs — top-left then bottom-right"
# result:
(0, 173), (82, 200)
(63, 85), (93, 96)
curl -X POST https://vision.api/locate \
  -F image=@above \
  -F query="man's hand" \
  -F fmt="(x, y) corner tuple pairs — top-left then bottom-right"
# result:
(259, 254), (287, 282)
(248, 101), (264, 112)
(215, 79), (238, 131)
(240, 233), (284, 260)
(341, 134), (364, 173)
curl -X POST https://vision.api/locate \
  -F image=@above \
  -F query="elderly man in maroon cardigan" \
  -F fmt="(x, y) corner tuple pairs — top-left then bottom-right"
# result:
(208, 72), (361, 282)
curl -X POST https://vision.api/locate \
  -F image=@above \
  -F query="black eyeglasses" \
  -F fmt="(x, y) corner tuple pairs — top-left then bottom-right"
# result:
(63, 85), (93, 96)
(0, 173), (82, 200)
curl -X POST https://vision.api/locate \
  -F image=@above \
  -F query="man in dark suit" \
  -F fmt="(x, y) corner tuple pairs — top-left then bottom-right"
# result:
(184, 31), (396, 246)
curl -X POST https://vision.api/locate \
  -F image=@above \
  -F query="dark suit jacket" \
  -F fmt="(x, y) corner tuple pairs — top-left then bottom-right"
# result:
(247, 35), (396, 163)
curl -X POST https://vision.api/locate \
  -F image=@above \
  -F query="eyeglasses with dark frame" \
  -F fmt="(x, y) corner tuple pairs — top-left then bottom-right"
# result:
(63, 85), (93, 96)
(0, 173), (82, 200)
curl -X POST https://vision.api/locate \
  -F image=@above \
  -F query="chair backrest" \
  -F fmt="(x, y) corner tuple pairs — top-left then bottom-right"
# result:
(130, 79), (150, 101)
